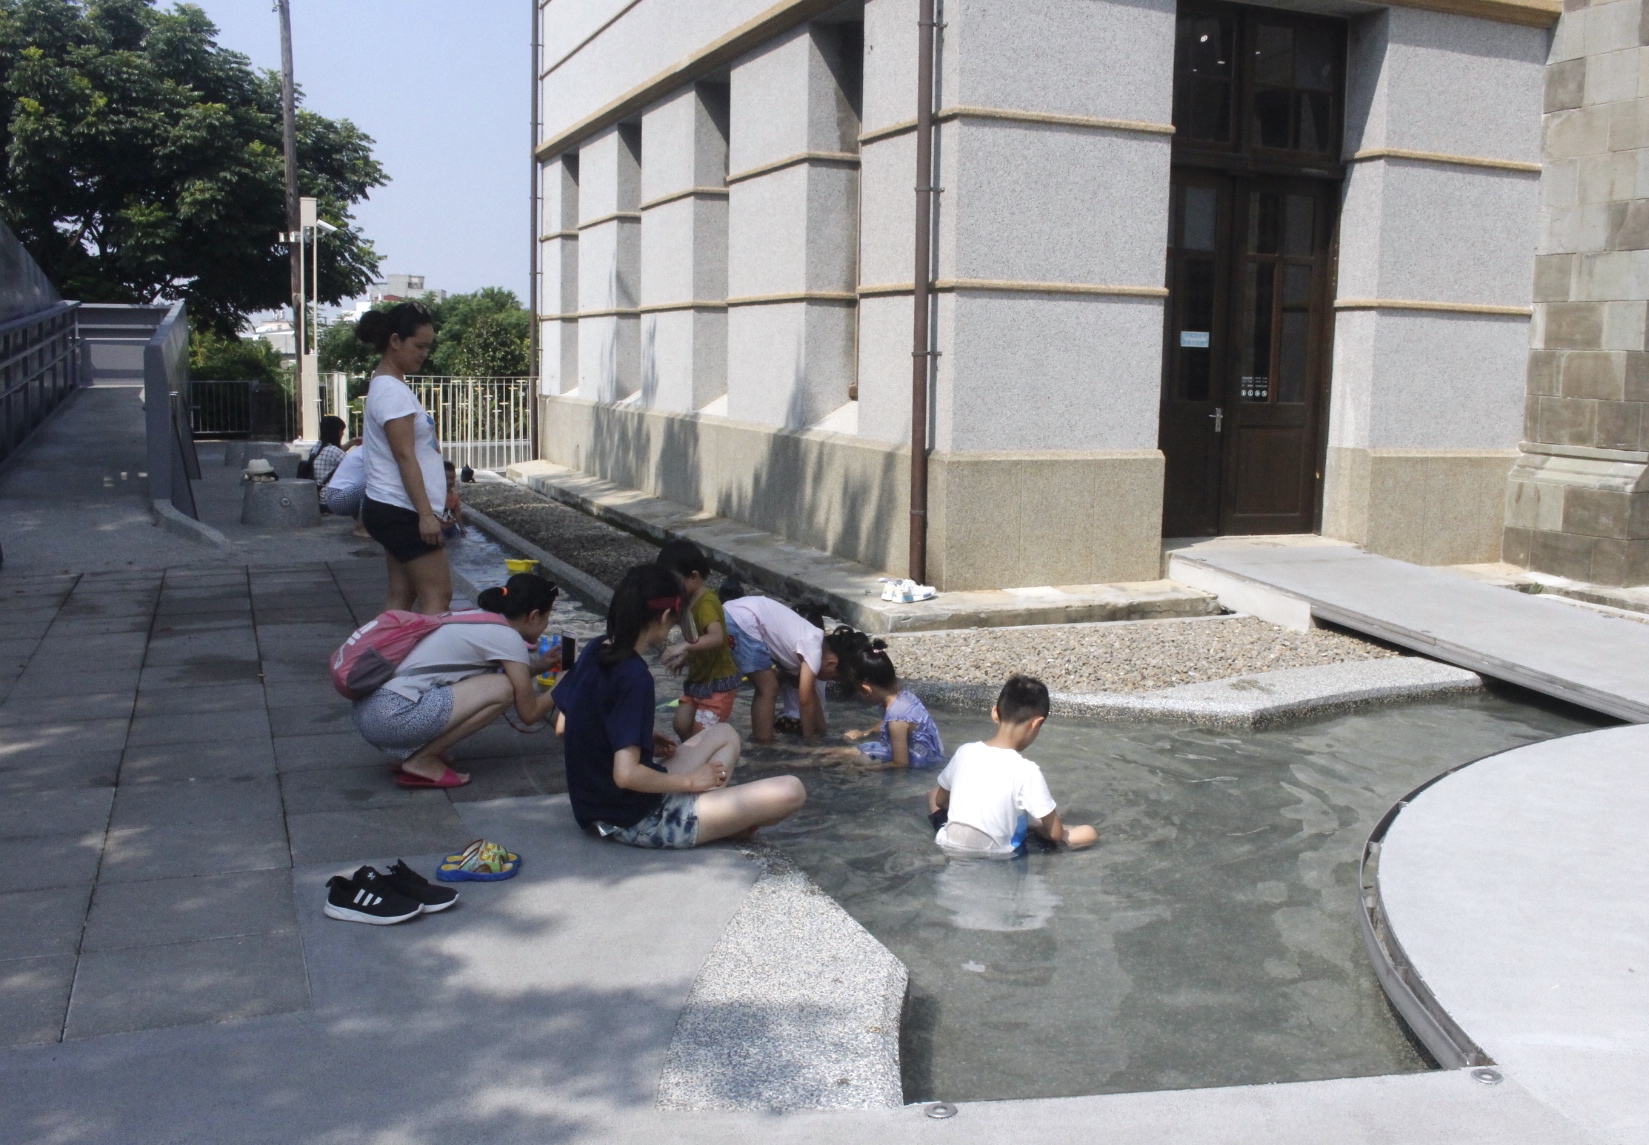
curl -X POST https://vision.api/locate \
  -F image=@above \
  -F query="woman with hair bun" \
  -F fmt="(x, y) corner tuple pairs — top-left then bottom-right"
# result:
(551, 563), (805, 847)
(356, 302), (452, 613)
(352, 573), (561, 787)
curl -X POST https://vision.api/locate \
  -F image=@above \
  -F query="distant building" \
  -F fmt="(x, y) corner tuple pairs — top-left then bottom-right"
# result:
(370, 274), (446, 305)
(251, 318), (295, 358)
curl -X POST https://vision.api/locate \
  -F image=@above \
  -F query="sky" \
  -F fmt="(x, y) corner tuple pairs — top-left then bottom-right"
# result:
(191, 0), (531, 306)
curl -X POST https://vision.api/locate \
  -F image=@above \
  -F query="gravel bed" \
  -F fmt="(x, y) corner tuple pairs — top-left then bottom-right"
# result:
(883, 615), (1400, 694)
(460, 480), (659, 589)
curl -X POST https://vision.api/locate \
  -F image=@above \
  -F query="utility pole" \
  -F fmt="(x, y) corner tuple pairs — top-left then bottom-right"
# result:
(277, 0), (308, 438)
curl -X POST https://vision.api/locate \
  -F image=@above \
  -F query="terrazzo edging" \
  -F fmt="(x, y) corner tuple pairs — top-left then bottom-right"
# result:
(913, 658), (1483, 729)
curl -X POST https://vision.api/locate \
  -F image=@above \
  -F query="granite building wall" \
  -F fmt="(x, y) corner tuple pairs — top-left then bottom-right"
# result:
(1504, 0), (1649, 584)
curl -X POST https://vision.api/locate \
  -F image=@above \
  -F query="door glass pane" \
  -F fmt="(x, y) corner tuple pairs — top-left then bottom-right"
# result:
(1174, 16), (1235, 143)
(1283, 195), (1315, 256)
(1298, 92), (1332, 154)
(1178, 258), (1216, 402)
(1240, 262), (1273, 402)
(1249, 193), (1281, 254)
(1282, 262), (1312, 307)
(1277, 310), (1309, 403)
(1252, 90), (1291, 149)
(1183, 186), (1217, 251)
(1293, 26), (1335, 90)
(1253, 25), (1292, 86)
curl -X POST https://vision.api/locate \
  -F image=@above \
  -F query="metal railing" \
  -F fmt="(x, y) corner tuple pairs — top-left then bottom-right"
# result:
(145, 301), (201, 518)
(0, 300), (81, 470)
(189, 379), (254, 438)
(321, 373), (532, 469)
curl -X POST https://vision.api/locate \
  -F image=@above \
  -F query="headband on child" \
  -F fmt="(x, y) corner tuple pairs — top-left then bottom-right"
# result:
(646, 595), (681, 613)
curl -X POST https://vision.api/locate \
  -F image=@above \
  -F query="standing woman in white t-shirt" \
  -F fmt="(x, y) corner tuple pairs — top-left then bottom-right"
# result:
(356, 303), (452, 613)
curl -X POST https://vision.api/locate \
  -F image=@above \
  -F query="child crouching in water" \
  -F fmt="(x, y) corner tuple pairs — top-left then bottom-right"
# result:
(657, 540), (741, 740)
(929, 674), (1097, 857)
(840, 635), (945, 768)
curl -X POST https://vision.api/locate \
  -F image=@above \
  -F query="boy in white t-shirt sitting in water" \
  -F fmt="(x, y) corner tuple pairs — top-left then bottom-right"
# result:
(928, 675), (1098, 857)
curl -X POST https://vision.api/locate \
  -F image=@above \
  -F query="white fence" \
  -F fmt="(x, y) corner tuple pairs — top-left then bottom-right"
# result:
(322, 373), (533, 470)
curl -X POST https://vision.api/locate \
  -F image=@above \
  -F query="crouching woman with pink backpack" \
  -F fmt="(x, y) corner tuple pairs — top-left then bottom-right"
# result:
(342, 573), (560, 788)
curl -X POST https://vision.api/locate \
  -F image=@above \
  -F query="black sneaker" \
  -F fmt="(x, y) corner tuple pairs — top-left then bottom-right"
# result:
(323, 868), (422, 925)
(380, 859), (459, 913)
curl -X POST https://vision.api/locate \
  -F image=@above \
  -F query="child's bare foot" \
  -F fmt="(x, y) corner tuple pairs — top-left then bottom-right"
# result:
(1065, 824), (1098, 849)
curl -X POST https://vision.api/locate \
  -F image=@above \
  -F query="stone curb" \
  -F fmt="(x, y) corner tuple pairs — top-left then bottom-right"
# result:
(913, 658), (1483, 729)
(150, 498), (235, 551)
(657, 844), (906, 1111)
(460, 503), (614, 608)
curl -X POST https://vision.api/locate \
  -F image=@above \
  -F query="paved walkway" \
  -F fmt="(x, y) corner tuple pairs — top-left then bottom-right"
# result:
(1376, 724), (1649, 1145)
(1171, 538), (1649, 721)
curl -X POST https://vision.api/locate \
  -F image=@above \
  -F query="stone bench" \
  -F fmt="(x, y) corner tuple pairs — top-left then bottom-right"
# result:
(241, 479), (319, 527)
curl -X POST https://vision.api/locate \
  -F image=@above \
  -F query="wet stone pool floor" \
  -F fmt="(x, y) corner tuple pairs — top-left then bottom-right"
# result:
(740, 690), (1606, 1104)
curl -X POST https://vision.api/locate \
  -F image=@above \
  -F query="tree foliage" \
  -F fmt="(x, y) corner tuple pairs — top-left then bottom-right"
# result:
(189, 325), (283, 386)
(0, 0), (387, 332)
(319, 288), (531, 378)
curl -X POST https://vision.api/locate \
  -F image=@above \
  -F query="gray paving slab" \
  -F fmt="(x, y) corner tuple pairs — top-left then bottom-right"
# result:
(3, 667), (139, 700)
(273, 730), (385, 772)
(82, 869), (297, 952)
(0, 691), (134, 727)
(0, 886), (92, 961)
(65, 931), (311, 1039)
(118, 739), (276, 784)
(38, 614), (153, 635)
(265, 699), (353, 737)
(442, 757), (547, 803)
(124, 709), (271, 748)
(0, 751), (121, 796)
(283, 802), (467, 866)
(1174, 539), (1649, 721)
(277, 765), (452, 815)
(0, 638), (39, 671)
(136, 658), (263, 689)
(261, 679), (344, 711)
(101, 778), (288, 882)
(140, 632), (259, 667)
(131, 681), (263, 717)
(0, 834), (103, 893)
(0, 788), (113, 840)
(1377, 723), (1649, 1145)
(0, 718), (131, 759)
(0, 954), (75, 1047)
(21, 647), (145, 675)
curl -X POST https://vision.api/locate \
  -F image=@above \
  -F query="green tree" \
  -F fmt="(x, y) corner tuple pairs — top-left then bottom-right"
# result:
(189, 325), (283, 386)
(424, 288), (529, 377)
(0, 0), (386, 333)
(317, 314), (375, 375)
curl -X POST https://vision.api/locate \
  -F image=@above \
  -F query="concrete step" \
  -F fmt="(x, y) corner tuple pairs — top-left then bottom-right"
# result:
(503, 460), (1218, 634)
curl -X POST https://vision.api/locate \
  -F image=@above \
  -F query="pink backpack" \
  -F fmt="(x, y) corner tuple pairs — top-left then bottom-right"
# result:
(330, 610), (515, 700)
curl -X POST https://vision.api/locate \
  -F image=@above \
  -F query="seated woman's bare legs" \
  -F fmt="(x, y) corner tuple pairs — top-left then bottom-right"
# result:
(667, 724), (803, 843)
(694, 775), (805, 844)
(399, 673), (513, 782)
(661, 722), (741, 782)
(403, 547), (453, 615)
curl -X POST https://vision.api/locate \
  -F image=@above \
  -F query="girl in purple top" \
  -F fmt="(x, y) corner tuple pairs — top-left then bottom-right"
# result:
(841, 637), (945, 768)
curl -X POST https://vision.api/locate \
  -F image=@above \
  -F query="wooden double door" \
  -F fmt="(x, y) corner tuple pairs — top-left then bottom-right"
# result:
(1158, 1), (1344, 538)
(1159, 173), (1336, 536)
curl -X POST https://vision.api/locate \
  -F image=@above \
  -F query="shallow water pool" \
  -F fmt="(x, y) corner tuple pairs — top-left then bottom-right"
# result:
(747, 690), (1605, 1103)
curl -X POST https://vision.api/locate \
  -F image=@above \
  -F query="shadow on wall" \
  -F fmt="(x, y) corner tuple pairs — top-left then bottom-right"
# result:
(577, 383), (907, 577)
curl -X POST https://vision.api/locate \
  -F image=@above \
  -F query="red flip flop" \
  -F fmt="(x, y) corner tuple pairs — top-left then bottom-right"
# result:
(395, 767), (469, 789)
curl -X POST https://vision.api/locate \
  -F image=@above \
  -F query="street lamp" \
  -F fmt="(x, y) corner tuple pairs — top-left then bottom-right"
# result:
(280, 197), (339, 441)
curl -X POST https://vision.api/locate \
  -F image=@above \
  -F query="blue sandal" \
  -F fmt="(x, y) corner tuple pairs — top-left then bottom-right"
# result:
(437, 839), (520, 882)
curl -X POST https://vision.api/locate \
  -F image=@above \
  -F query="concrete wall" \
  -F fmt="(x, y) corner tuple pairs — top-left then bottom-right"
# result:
(1504, 0), (1649, 584)
(539, 156), (579, 394)
(576, 126), (642, 401)
(1326, 7), (1546, 564)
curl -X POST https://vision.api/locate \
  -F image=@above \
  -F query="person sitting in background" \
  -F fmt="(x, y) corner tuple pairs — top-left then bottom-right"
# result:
(657, 539), (740, 741)
(320, 443), (367, 518)
(307, 416), (351, 487)
(840, 635), (945, 768)
(928, 675), (1097, 858)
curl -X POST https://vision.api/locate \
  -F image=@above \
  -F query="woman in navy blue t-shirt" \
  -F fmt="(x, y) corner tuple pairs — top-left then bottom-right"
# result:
(553, 564), (805, 848)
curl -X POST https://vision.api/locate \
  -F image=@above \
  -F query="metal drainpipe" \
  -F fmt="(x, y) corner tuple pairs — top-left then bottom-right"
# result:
(909, 0), (938, 584)
(528, 0), (543, 461)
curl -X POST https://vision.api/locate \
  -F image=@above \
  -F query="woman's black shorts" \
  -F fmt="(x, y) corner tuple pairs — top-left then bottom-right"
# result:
(361, 497), (442, 564)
